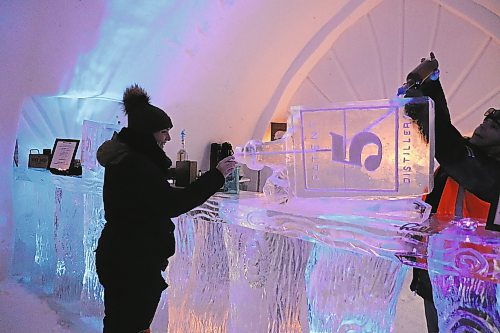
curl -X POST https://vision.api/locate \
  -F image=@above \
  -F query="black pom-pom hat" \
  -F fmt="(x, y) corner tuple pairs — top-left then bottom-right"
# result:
(122, 84), (173, 133)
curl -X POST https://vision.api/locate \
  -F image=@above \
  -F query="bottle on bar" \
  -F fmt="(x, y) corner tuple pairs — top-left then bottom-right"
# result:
(176, 129), (187, 161)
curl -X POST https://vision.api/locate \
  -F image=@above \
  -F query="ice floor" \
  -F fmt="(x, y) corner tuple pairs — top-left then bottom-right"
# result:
(0, 272), (426, 333)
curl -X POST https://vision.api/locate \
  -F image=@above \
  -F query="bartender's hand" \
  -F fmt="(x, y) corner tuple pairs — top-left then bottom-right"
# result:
(216, 156), (237, 178)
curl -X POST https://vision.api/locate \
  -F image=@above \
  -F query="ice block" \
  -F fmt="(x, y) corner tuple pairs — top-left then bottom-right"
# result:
(236, 97), (434, 199)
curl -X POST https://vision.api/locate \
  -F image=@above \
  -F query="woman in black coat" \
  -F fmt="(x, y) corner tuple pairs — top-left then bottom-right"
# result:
(95, 84), (236, 333)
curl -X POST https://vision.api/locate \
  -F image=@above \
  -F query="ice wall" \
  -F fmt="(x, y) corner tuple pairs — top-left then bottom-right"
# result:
(12, 96), (122, 317)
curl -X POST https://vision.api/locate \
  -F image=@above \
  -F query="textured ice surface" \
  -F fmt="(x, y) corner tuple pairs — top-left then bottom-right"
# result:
(13, 96), (121, 317)
(11, 186), (499, 332)
(81, 191), (105, 316)
(12, 169), (56, 293)
(166, 195), (498, 332)
(236, 97), (435, 199)
(79, 121), (118, 315)
(219, 195), (430, 260)
(237, 196), (431, 223)
(305, 246), (406, 332)
(81, 120), (120, 174)
(428, 225), (499, 332)
(53, 178), (85, 301)
(165, 196), (408, 332)
(166, 215), (230, 332)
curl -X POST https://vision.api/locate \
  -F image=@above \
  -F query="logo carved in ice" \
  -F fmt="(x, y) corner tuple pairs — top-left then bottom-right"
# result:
(453, 248), (489, 277)
(444, 308), (495, 333)
(330, 131), (383, 171)
(300, 106), (399, 193)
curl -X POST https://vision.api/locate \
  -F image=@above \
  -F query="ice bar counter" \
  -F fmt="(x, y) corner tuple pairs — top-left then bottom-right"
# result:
(11, 97), (499, 332)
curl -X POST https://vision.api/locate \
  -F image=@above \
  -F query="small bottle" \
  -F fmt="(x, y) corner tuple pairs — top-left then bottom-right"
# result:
(398, 52), (439, 96)
(176, 129), (188, 161)
(223, 165), (240, 194)
(220, 142), (240, 194)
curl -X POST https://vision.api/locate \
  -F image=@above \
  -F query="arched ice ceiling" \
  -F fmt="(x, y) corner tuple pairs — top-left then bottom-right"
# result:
(259, 0), (500, 139)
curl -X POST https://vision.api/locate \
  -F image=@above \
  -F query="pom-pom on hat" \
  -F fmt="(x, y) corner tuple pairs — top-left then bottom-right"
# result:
(122, 84), (173, 133)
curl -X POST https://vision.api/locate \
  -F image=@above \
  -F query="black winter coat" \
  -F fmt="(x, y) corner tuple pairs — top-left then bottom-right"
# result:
(95, 128), (224, 287)
(409, 80), (500, 300)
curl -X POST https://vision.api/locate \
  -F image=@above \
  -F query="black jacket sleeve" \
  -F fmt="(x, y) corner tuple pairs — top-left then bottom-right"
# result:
(420, 80), (468, 164)
(420, 80), (500, 203)
(127, 157), (225, 219)
(161, 169), (225, 217)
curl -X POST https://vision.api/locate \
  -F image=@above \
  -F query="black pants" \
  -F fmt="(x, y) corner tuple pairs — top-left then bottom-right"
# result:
(424, 298), (439, 333)
(103, 284), (162, 333)
(411, 268), (439, 332)
(96, 250), (167, 333)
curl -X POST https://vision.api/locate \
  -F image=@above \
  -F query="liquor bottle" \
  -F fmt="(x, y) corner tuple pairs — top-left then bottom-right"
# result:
(176, 129), (188, 161)
(398, 52), (439, 96)
(235, 97), (435, 199)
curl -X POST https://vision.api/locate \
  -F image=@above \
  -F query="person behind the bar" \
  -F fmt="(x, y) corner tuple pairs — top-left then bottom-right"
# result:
(406, 55), (500, 332)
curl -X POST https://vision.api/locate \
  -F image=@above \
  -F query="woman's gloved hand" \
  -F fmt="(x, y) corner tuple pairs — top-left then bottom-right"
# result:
(216, 155), (237, 178)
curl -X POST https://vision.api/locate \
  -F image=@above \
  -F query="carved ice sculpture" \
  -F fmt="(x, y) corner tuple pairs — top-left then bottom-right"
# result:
(235, 97), (435, 222)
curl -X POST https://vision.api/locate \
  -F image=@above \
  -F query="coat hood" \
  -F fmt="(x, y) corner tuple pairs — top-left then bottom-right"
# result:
(97, 133), (130, 167)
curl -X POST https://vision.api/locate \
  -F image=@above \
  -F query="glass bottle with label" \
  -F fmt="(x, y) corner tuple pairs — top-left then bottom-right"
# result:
(176, 129), (188, 161)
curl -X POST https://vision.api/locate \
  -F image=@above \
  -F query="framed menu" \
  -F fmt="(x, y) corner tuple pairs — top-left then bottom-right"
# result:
(49, 139), (80, 171)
